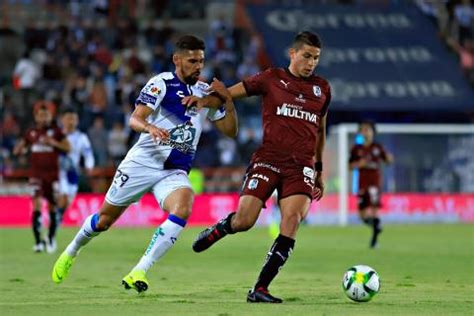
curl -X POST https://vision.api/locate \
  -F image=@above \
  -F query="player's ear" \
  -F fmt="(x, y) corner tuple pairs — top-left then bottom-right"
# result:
(288, 47), (296, 59)
(172, 53), (180, 66)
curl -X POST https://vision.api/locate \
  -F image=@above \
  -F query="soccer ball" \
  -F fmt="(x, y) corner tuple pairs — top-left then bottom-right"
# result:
(342, 265), (380, 302)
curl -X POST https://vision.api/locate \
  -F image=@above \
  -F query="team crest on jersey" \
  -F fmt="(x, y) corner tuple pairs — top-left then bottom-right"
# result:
(372, 147), (380, 156)
(248, 179), (259, 190)
(313, 85), (321, 97)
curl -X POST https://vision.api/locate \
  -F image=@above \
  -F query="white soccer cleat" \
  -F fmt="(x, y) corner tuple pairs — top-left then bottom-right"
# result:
(46, 238), (57, 254)
(33, 242), (45, 253)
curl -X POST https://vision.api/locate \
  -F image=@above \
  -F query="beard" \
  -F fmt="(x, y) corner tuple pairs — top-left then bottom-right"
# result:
(184, 72), (200, 85)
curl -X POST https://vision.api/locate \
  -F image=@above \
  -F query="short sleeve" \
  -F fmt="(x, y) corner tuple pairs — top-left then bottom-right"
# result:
(242, 68), (272, 96)
(207, 106), (226, 121)
(54, 127), (66, 141)
(321, 83), (331, 117)
(135, 77), (166, 110)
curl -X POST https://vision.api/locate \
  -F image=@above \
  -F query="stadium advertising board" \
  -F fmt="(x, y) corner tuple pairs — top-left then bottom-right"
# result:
(0, 193), (472, 226)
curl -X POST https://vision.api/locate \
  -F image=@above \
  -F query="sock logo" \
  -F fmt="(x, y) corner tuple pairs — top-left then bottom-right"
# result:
(145, 227), (165, 255)
(170, 237), (177, 244)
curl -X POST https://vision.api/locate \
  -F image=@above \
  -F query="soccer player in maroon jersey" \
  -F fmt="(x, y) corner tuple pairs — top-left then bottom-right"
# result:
(349, 121), (393, 248)
(184, 31), (330, 303)
(13, 102), (70, 253)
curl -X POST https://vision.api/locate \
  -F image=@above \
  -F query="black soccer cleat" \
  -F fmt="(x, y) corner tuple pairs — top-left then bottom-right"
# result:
(192, 225), (225, 253)
(247, 288), (283, 303)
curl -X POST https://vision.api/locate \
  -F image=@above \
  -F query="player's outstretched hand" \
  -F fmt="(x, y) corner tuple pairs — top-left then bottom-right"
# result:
(313, 176), (324, 201)
(207, 77), (231, 101)
(146, 124), (169, 143)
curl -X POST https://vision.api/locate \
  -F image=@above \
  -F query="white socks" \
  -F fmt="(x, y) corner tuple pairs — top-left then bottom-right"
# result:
(65, 213), (101, 257)
(133, 214), (186, 273)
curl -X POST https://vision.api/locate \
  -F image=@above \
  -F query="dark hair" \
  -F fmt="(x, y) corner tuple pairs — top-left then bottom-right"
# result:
(359, 120), (377, 133)
(292, 31), (322, 50)
(62, 107), (78, 115)
(175, 35), (205, 52)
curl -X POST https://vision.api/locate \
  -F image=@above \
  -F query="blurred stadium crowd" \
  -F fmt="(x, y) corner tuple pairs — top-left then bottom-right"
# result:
(0, 0), (472, 192)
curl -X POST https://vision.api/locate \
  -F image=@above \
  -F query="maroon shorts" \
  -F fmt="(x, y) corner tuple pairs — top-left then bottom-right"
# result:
(358, 186), (382, 210)
(240, 161), (315, 204)
(29, 177), (56, 204)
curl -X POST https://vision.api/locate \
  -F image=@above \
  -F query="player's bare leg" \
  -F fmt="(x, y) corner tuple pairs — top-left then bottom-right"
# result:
(192, 195), (263, 252)
(123, 188), (193, 293)
(248, 194), (310, 303)
(52, 202), (127, 284)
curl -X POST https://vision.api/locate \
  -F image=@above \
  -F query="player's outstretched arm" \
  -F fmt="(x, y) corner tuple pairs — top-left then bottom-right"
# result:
(12, 139), (27, 156)
(209, 78), (238, 138)
(181, 81), (248, 110)
(129, 104), (170, 143)
(44, 136), (70, 153)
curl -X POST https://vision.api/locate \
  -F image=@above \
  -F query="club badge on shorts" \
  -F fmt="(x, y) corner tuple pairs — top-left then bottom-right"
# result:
(248, 179), (259, 190)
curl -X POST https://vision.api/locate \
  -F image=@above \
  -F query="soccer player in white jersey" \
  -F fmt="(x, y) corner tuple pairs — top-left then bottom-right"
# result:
(51, 35), (238, 292)
(52, 108), (95, 252)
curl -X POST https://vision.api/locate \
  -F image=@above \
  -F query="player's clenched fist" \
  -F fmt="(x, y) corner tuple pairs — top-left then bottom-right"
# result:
(181, 95), (206, 110)
(207, 77), (231, 101)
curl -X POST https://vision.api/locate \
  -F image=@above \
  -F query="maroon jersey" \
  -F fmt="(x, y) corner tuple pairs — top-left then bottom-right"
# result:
(349, 143), (388, 191)
(243, 68), (331, 166)
(23, 125), (65, 180)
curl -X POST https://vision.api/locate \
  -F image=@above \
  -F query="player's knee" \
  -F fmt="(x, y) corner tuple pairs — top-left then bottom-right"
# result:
(170, 207), (192, 220)
(281, 212), (302, 228)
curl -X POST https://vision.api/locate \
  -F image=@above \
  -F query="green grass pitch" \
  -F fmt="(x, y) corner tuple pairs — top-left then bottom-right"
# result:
(1, 224), (473, 315)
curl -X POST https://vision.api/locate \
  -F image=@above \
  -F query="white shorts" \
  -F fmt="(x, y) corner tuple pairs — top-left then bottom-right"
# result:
(59, 171), (79, 201)
(105, 159), (192, 209)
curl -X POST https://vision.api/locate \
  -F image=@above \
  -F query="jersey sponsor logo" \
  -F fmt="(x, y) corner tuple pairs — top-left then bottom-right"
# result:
(176, 90), (185, 98)
(276, 103), (319, 124)
(313, 85), (321, 97)
(31, 144), (54, 153)
(248, 178), (259, 190)
(295, 94), (306, 103)
(160, 121), (196, 154)
(138, 92), (158, 105)
(254, 162), (280, 173)
(251, 173), (269, 182)
(280, 80), (290, 88)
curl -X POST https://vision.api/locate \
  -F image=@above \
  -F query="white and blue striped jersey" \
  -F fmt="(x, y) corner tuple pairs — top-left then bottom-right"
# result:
(123, 72), (225, 172)
(60, 130), (95, 184)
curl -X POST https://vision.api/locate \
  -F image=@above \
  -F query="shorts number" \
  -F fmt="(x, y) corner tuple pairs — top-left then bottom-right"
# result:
(114, 169), (129, 188)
